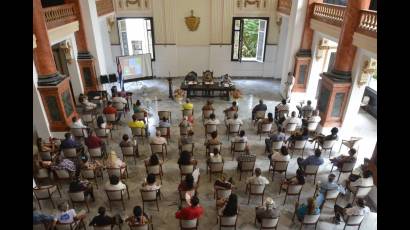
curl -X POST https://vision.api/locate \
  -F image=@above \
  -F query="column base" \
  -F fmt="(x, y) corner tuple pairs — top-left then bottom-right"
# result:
(37, 72), (66, 86)
(77, 51), (94, 59)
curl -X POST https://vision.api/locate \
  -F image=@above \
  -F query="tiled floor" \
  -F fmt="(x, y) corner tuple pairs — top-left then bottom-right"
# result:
(36, 78), (377, 230)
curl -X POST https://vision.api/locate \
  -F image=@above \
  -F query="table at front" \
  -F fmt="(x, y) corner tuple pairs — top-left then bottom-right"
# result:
(180, 83), (235, 101)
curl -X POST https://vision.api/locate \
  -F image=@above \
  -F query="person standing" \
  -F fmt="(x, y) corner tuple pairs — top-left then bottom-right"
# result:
(284, 72), (295, 101)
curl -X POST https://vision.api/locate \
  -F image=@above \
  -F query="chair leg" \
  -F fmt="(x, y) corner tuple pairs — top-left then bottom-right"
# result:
(50, 198), (56, 208)
(85, 201), (90, 212)
(283, 195), (287, 205)
(142, 202), (145, 213)
(156, 200), (159, 211)
(239, 171), (242, 181)
(109, 201), (112, 211)
(331, 165), (334, 172)
(122, 200), (125, 210)
(248, 194), (251, 204)
(337, 172), (342, 182)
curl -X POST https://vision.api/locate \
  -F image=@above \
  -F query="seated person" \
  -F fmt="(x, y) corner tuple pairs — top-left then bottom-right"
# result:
(205, 131), (221, 148)
(246, 168), (269, 186)
(70, 116), (88, 133)
(255, 197), (280, 224)
(111, 92), (127, 105)
(330, 148), (357, 170)
(202, 99), (214, 111)
(216, 193), (238, 216)
(37, 137), (58, 154)
(105, 151), (127, 175)
(125, 206), (149, 226)
(257, 112), (274, 126)
(104, 175), (127, 195)
(178, 151), (198, 166)
(226, 113), (243, 127)
(119, 134), (136, 148)
(182, 99), (194, 111)
(179, 116), (192, 131)
(351, 158), (371, 179)
(79, 93), (97, 111)
(159, 116), (171, 128)
(184, 71), (198, 83)
(204, 113), (220, 125)
(175, 196), (204, 220)
(252, 99), (267, 120)
(346, 170), (374, 193)
(69, 172), (95, 202)
(33, 202), (56, 229)
(265, 128), (286, 154)
(282, 111), (302, 130)
(281, 169), (305, 191)
(303, 109), (321, 127)
(56, 201), (86, 224)
(85, 130), (106, 155)
(60, 133), (82, 151)
(103, 101), (120, 122)
(295, 197), (320, 221)
(333, 198), (370, 224)
(315, 174), (346, 207)
(297, 148), (324, 171)
(128, 114), (148, 137)
(141, 174), (161, 198)
(236, 149), (256, 168)
(286, 127), (309, 147)
(224, 101), (239, 115)
(144, 154), (163, 167)
(133, 100), (148, 115)
(270, 146), (291, 162)
(89, 206), (122, 227)
(50, 154), (76, 174)
(214, 174), (234, 190)
(275, 99), (290, 123)
(179, 130), (194, 148)
(79, 153), (102, 172)
(310, 127), (339, 146)
(178, 174), (197, 205)
(207, 148), (223, 165)
(150, 131), (167, 145)
(233, 130), (250, 152)
(300, 100), (314, 118)
(96, 115), (113, 132)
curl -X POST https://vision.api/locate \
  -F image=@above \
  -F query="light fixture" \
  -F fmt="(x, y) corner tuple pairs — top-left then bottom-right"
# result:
(315, 39), (330, 60)
(60, 40), (73, 64)
(358, 59), (377, 86)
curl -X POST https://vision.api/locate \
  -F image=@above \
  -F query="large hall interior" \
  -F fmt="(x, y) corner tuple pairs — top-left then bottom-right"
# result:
(33, 0), (377, 229)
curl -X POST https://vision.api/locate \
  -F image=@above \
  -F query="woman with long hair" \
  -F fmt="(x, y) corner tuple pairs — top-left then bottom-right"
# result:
(106, 151), (126, 176)
(178, 151), (197, 166)
(219, 194), (238, 217)
(125, 206), (149, 226)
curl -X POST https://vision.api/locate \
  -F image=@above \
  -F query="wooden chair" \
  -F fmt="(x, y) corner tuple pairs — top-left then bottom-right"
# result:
(55, 220), (86, 230)
(298, 214), (320, 230)
(34, 168), (51, 185)
(331, 161), (356, 182)
(81, 113), (95, 126)
(206, 143), (222, 157)
(226, 124), (241, 140)
(208, 162), (224, 182)
(214, 187), (232, 200)
(238, 160), (255, 181)
(140, 189), (160, 212)
(347, 185), (373, 204)
(317, 189), (340, 212)
(284, 123), (298, 136)
(156, 126), (171, 140)
(281, 183), (303, 205)
(179, 188), (197, 204)
(218, 214), (238, 230)
(180, 126), (189, 136)
(304, 164), (320, 184)
(257, 123), (273, 140)
(134, 111), (147, 124)
(230, 141), (247, 160)
(105, 113), (119, 129)
(247, 184), (266, 205)
(113, 101), (127, 118)
(180, 218), (198, 230)
(145, 163), (163, 184)
(105, 189), (127, 210)
(68, 191), (90, 212)
(182, 109), (193, 118)
(150, 143), (167, 161)
(71, 128), (88, 140)
(225, 110), (236, 120)
(81, 168), (103, 189)
(202, 109), (214, 122)
(106, 166), (129, 180)
(62, 148), (78, 162)
(158, 110), (172, 123)
(277, 110), (289, 120)
(343, 215), (365, 230)
(33, 185), (61, 209)
(89, 147), (103, 161)
(128, 216), (153, 230)
(258, 217), (279, 230)
(205, 124), (218, 137)
(33, 223), (48, 230)
(95, 128), (112, 145)
(131, 127), (146, 144)
(269, 160), (289, 181)
(270, 141), (283, 153)
(179, 143), (194, 156)
(319, 139), (337, 158)
(92, 225), (112, 230)
(307, 121), (319, 134)
(53, 169), (72, 188)
(253, 111), (266, 126)
(180, 164), (195, 180)
(121, 146), (139, 165)
(289, 140), (308, 158)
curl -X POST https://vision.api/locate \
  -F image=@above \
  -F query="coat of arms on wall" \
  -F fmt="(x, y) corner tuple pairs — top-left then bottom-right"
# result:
(185, 10), (200, 31)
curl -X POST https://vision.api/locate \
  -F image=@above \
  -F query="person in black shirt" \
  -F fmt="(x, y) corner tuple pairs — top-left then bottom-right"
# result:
(69, 172), (95, 201)
(89, 207), (120, 227)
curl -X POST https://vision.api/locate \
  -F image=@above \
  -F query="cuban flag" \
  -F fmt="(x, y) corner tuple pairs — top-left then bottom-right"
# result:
(117, 57), (124, 91)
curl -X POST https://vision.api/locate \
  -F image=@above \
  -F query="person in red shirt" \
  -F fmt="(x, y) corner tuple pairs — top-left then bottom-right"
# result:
(85, 131), (106, 156)
(175, 196), (204, 220)
(103, 101), (117, 114)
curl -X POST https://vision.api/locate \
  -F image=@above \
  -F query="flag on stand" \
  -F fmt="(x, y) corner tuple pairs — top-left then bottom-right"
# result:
(116, 57), (124, 91)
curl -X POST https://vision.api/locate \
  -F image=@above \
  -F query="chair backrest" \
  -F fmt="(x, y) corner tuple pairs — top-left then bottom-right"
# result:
(71, 128), (86, 137)
(287, 184), (303, 195)
(324, 189), (340, 199)
(36, 168), (49, 179)
(220, 215), (238, 227)
(182, 109), (193, 117)
(305, 164), (320, 174)
(240, 161), (256, 171)
(113, 102), (125, 110)
(302, 214), (320, 224)
(307, 122), (319, 132)
(181, 143), (194, 153)
(107, 167), (123, 178)
(271, 141), (283, 150)
(180, 218), (198, 228)
(180, 126), (189, 136)
(81, 168), (95, 179)
(208, 143), (222, 152)
(150, 144), (164, 154)
(285, 123), (297, 132)
(322, 139), (336, 149)
(141, 189), (158, 201)
(55, 222), (75, 230)
(272, 161), (289, 172)
(250, 184), (265, 194)
(55, 169), (70, 179)
(93, 225), (113, 230)
(39, 151), (52, 161)
(356, 186), (373, 197)
(131, 127), (144, 136)
(215, 188), (232, 199)
(205, 124), (217, 134)
(63, 148), (77, 158)
(180, 165), (194, 174)
(294, 140), (307, 149)
(121, 146), (135, 156)
(202, 109), (213, 119)
(226, 110), (236, 119)
(105, 189), (124, 200)
(209, 162), (224, 172)
(341, 162), (356, 172)
(345, 215), (365, 225)
(33, 186), (55, 199)
(105, 113), (116, 122)
(228, 124), (241, 133)
(134, 112), (145, 120)
(278, 110), (289, 118)
(89, 147), (102, 158)
(82, 113), (93, 123)
(232, 142), (246, 151)
(261, 123), (272, 132)
(261, 217), (279, 228)
(95, 128), (109, 137)
(129, 223), (150, 230)
(157, 127), (169, 136)
(147, 164), (161, 174)
(255, 111), (266, 120)
(69, 191), (85, 202)
(158, 111), (171, 120)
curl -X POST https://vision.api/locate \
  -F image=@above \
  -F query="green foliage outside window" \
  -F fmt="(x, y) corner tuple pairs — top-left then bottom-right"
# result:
(242, 19), (259, 58)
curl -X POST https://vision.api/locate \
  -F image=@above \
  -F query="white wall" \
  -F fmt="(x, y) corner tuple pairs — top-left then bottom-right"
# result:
(33, 62), (52, 139)
(99, 14), (116, 74)
(275, 16), (289, 79)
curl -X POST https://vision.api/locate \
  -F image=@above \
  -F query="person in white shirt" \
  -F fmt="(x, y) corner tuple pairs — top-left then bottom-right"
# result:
(79, 93), (97, 111)
(333, 198), (370, 224)
(111, 92), (127, 104)
(282, 111), (302, 129)
(275, 99), (290, 123)
(70, 116), (88, 129)
(308, 110), (321, 123)
(56, 201), (85, 224)
(204, 113), (220, 125)
(141, 173), (161, 198)
(270, 146), (291, 162)
(104, 175), (127, 194)
(347, 170), (373, 193)
(226, 113), (243, 126)
(208, 148), (223, 163)
(233, 130), (250, 152)
(150, 131), (167, 145)
(246, 168), (269, 186)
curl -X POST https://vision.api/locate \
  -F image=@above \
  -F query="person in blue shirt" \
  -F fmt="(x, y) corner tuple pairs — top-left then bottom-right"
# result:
(60, 133), (82, 151)
(315, 174), (346, 208)
(264, 128), (286, 154)
(295, 197), (320, 221)
(33, 202), (56, 229)
(297, 148), (324, 171)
